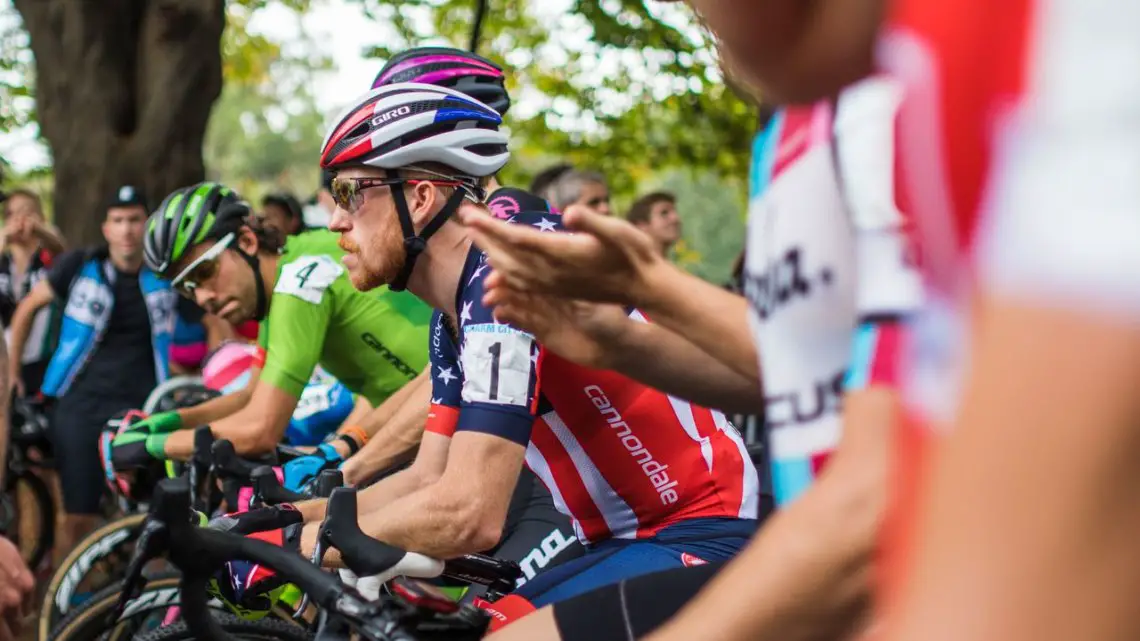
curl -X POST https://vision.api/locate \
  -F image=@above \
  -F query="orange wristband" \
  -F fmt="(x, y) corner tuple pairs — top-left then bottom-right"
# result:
(339, 424), (368, 449)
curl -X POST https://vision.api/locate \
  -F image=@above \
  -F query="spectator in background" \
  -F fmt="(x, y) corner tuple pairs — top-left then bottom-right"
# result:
(529, 163), (574, 204)
(627, 191), (683, 257)
(546, 168), (613, 216)
(303, 169), (337, 229)
(0, 188), (66, 395)
(8, 185), (176, 554)
(260, 191), (308, 236)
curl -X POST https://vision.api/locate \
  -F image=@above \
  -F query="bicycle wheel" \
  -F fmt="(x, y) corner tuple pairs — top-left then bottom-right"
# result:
(0, 468), (54, 569)
(133, 614), (314, 641)
(48, 574), (201, 641)
(38, 513), (148, 640)
(143, 376), (215, 414)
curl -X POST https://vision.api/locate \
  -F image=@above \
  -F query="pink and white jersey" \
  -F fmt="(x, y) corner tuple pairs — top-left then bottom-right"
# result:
(424, 189), (759, 544)
(745, 77), (921, 506)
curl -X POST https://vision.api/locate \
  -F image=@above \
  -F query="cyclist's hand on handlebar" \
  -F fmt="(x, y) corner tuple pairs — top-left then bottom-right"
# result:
(127, 410), (184, 435)
(109, 429), (169, 470)
(107, 410), (185, 470)
(205, 522), (303, 620)
(281, 443), (342, 492)
(207, 503), (303, 534)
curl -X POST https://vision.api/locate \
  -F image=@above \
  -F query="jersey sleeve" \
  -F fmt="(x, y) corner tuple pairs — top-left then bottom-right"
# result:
(258, 255), (341, 398)
(833, 78), (917, 392)
(425, 311), (462, 438)
(834, 76), (923, 322)
(975, 27), (1140, 316)
(454, 253), (543, 446)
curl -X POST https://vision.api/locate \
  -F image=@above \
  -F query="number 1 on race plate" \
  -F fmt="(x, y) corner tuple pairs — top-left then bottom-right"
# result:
(461, 325), (535, 407)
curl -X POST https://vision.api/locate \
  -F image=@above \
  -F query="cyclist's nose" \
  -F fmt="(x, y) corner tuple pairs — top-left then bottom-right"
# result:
(193, 287), (216, 310)
(328, 208), (352, 232)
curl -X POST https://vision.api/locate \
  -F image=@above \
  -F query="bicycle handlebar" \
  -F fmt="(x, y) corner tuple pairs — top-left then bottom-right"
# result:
(318, 487), (521, 590)
(147, 477), (418, 641)
(251, 466), (308, 505)
(210, 440), (268, 480)
(315, 469), (345, 498)
(321, 487), (432, 577)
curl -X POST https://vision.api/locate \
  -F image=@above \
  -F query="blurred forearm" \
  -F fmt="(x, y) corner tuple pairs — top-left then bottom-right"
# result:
(603, 317), (763, 413)
(636, 263), (760, 383)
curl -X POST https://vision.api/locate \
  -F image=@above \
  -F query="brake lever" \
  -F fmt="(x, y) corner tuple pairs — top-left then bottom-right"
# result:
(295, 469), (345, 620)
(188, 426), (214, 510)
(294, 516), (333, 621)
(111, 519), (167, 618)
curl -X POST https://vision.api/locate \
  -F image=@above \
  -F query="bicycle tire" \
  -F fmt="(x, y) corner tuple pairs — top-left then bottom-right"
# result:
(2, 468), (53, 569)
(39, 513), (147, 640)
(133, 613), (314, 641)
(142, 377), (207, 414)
(48, 573), (308, 641)
(48, 574), (199, 641)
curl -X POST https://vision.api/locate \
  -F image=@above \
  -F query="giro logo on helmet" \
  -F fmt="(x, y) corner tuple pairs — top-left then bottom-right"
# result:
(371, 105), (412, 127)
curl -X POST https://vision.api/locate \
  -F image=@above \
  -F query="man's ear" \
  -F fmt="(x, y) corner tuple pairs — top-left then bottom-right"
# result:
(236, 225), (260, 255)
(409, 181), (440, 230)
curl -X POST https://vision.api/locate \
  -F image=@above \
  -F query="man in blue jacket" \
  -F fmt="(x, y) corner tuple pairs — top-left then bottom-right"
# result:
(8, 185), (176, 552)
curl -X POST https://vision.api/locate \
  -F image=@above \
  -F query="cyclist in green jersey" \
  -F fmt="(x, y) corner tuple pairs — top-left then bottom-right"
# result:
(109, 182), (432, 474)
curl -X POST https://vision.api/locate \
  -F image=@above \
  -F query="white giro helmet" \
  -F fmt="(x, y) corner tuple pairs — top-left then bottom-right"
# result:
(319, 82), (509, 178)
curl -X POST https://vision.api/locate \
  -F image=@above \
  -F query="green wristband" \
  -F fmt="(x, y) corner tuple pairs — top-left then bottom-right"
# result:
(145, 433), (170, 459)
(148, 411), (184, 434)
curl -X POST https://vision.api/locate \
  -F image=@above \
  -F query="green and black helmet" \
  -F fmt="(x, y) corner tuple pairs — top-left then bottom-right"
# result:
(143, 181), (250, 276)
(144, 182), (272, 320)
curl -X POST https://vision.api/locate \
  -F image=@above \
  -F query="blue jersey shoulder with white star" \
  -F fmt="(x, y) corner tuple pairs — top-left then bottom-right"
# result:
(426, 200), (562, 445)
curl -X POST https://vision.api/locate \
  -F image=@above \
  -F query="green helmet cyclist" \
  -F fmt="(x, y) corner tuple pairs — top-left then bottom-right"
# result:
(110, 181), (432, 475)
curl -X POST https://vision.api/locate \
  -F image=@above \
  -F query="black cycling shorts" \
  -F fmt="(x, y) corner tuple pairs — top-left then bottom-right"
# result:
(50, 393), (132, 514)
(552, 561), (723, 641)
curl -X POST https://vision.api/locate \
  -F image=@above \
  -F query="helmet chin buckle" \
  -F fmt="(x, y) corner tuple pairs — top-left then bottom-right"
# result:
(404, 236), (428, 257)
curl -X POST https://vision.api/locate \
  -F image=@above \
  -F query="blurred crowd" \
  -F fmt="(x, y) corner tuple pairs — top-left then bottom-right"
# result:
(0, 163), (687, 394)
(0, 160), (709, 565)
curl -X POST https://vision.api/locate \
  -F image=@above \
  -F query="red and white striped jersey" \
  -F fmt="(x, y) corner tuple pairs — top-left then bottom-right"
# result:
(424, 189), (759, 544)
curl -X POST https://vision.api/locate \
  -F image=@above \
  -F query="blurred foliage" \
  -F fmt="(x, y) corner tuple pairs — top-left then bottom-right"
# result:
(0, 0), (314, 160)
(204, 2), (330, 205)
(0, 0), (755, 281)
(350, 0), (756, 279)
(652, 168), (747, 284)
(0, 4), (34, 153)
(355, 0), (758, 206)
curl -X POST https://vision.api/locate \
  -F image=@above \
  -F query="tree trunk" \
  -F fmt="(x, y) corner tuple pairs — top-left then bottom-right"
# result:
(13, 0), (224, 246)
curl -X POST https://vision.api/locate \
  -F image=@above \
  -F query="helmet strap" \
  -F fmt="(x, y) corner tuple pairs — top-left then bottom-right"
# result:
(388, 180), (467, 293)
(232, 247), (268, 321)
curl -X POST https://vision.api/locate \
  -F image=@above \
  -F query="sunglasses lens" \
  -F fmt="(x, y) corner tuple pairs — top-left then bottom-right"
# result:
(190, 259), (219, 284)
(331, 179), (360, 211)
